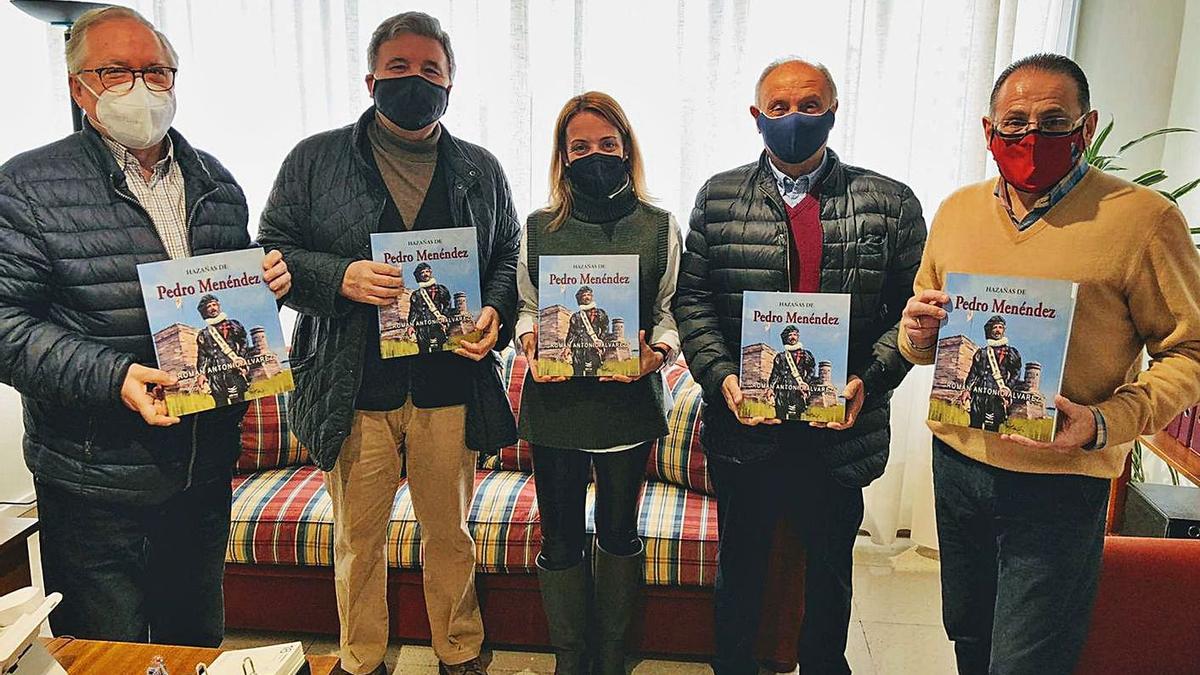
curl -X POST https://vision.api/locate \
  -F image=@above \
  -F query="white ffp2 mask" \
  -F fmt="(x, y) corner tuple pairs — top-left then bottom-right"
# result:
(79, 78), (176, 150)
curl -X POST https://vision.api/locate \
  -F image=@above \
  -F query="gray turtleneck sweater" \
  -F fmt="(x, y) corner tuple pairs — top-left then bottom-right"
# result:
(367, 114), (442, 228)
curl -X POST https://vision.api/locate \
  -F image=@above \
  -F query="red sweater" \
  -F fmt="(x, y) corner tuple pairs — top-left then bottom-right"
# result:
(786, 195), (823, 292)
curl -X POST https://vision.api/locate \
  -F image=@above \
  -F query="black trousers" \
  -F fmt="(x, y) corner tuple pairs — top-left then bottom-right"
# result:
(933, 439), (1109, 675)
(35, 478), (232, 646)
(532, 443), (652, 570)
(709, 445), (863, 675)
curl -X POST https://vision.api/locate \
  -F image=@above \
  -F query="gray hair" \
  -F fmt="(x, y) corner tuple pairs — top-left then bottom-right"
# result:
(65, 7), (179, 73)
(755, 56), (838, 104)
(368, 11), (456, 80)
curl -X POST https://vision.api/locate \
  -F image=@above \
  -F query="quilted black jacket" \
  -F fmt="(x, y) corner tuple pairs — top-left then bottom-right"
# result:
(256, 109), (520, 470)
(674, 150), (926, 487)
(0, 123), (249, 506)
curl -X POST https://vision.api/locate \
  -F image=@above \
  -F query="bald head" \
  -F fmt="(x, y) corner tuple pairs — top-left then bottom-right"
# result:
(755, 58), (837, 111)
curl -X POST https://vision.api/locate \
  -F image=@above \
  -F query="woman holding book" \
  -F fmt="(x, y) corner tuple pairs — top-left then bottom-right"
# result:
(515, 91), (682, 675)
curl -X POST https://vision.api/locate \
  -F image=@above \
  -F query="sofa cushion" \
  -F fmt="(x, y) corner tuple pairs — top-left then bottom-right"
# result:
(228, 465), (718, 586)
(236, 394), (310, 474)
(646, 361), (714, 496)
(497, 349), (534, 473)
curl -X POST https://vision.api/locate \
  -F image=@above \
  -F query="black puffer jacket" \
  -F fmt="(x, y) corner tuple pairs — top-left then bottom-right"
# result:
(674, 150), (926, 487)
(257, 109), (520, 470)
(0, 124), (249, 506)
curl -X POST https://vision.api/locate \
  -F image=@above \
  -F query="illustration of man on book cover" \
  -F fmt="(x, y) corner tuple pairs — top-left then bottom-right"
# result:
(194, 293), (251, 407)
(564, 285), (610, 377)
(766, 325), (819, 419)
(959, 315), (1024, 432)
(406, 262), (454, 354)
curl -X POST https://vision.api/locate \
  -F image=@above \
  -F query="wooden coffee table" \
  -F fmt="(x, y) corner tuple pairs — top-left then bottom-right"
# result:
(46, 637), (340, 674)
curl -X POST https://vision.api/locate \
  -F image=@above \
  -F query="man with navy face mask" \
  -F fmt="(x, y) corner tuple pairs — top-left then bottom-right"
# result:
(258, 11), (519, 675)
(674, 58), (927, 674)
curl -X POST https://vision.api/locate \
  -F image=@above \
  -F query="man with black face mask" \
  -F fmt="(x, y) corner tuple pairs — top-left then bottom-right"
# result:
(257, 11), (520, 675)
(900, 53), (1200, 675)
(674, 57), (927, 675)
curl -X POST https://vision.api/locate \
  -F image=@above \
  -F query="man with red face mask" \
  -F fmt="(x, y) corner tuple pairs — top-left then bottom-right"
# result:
(900, 53), (1200, 675)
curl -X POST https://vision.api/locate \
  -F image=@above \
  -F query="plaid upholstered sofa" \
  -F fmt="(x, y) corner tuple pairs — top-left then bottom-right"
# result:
(222, 350), (723, 657)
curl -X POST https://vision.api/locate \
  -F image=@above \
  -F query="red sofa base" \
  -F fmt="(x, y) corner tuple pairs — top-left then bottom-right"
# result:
(224, 564), (715, 659)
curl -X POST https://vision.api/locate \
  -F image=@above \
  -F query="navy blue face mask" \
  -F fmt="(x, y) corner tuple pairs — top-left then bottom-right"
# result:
(373, 75), (449, 131)
(756, 109), (836, 164)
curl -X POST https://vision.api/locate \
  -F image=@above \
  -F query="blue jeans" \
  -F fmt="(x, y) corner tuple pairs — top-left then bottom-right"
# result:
(709, 447), (863, 675)
(35, 478), (232, 646)
(932, 439), (1108, 675)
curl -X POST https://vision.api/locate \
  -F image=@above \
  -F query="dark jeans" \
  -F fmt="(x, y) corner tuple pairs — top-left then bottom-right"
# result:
(35, 478), (232, 646)
(532, 443), (652, 569)
(932, 439), (1109, 675)
(709, 444), (863, 675)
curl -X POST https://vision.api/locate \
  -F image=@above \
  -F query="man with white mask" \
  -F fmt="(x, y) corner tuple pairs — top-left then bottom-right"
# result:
(0, 6), (289, 645)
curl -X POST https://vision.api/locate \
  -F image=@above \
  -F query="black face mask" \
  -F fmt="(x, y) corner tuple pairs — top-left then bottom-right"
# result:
(373, 75), (449, 131)
(567, 152), (629, 198)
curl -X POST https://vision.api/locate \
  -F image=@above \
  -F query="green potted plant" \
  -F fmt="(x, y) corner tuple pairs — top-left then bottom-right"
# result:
(1087, 121), (1200, 484)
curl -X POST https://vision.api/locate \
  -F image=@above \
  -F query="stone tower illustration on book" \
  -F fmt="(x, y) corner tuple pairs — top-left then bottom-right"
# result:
(538, 304), (572, 349)
(449, 291), (476, 338)
(606, 318), (632, 362)
(931, 334), (1048, 420)
(379, 287), (414, 341)
(153, 322), (282, 393)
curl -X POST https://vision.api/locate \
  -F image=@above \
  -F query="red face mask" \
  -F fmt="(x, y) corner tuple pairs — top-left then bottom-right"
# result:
(988, 125), (1085, 193)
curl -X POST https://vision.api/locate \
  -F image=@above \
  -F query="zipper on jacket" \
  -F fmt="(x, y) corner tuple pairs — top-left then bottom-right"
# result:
(184, 415), (199, 490)
(758, 183), (791, 291)
(82, 416), (95, 460)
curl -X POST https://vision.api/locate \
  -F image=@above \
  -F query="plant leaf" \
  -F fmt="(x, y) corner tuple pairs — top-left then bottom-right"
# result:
(1133, 169), (1167, 184)
(1170, 177), (1200, 201)
(1106, 166), (1127, 172)
(1086, 118), (1115, 164)
(1118, 127), (1197, 154)
(1159, 189), (1179, 203)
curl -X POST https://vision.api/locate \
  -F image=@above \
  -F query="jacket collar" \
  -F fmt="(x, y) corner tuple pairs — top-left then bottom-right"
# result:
(755, 148), (846, 204)
(80, 117), (220, 193)
(351, 107), (482, 192)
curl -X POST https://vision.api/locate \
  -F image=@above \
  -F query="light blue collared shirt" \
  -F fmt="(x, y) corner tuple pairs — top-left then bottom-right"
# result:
(767, 150), (830, 207)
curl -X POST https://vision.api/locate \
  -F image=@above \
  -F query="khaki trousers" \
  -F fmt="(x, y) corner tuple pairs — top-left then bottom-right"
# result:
(324, 404), (482, 674)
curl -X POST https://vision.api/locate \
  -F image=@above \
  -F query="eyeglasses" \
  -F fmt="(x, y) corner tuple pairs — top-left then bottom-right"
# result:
(994, 112), (1087, 138)
(76, 66), (177, 93)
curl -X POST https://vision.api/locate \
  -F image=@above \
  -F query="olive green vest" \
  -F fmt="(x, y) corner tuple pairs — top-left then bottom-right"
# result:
(518, 198), (671, 449)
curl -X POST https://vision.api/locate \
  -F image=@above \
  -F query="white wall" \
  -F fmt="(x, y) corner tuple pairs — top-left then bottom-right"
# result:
(1075, 0), (1188, 177)
(1161, 0), (1200, 227)
(0, 385), (33, 508)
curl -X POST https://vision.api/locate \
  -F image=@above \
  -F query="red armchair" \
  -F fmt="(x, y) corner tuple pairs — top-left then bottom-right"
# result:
(1076, 536), (1200, 675)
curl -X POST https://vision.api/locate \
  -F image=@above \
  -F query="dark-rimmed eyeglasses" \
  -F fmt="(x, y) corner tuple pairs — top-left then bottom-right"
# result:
(75, 66), (178, 93)
(994, 112), (1088, 138)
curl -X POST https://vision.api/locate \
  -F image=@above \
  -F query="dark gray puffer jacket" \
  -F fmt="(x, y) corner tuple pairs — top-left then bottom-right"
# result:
(674, 150), (926, 487)
(257, 109), (521, 470)
(0, 124), (250, 506)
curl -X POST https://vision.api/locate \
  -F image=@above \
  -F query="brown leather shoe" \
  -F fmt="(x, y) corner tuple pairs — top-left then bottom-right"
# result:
(438, 657), (487, 675)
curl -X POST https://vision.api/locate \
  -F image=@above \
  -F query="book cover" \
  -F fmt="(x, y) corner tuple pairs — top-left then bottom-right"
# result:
(537, 254), (640, 378)
(738, 291), (850, 422)
(370, 227), (483, 358)
(928, 272), (1078, 441)
(137, 248), (293, 417)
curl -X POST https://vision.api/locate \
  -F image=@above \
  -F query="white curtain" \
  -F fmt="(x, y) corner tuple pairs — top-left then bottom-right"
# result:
(0, 0), (1078, 545)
